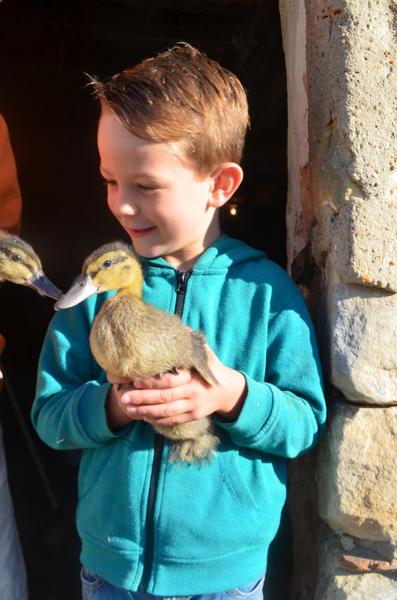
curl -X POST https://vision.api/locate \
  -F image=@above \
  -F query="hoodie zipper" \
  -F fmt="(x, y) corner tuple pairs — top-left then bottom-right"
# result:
(138, 269), (192, 592)
(175, 270), (192, 315)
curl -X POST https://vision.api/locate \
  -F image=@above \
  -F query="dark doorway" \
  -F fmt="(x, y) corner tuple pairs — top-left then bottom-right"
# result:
(0, 1), (288, 598)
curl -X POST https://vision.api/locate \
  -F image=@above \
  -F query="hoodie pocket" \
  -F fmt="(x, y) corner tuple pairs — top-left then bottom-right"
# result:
(76, 437), (149, 553)
(157, 446), (266, 562)
(218, 448), (262, 515)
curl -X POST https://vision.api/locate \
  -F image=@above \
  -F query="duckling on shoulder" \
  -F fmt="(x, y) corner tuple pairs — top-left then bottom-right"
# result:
(55, 241), (219, 463)
(0, 231), (62, 299)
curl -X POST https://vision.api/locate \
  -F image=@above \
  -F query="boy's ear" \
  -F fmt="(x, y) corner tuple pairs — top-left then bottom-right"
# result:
(208, 163), (244, 208)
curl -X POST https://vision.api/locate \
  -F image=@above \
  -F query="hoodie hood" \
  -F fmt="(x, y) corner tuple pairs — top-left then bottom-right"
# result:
(140, 234), (265, 274)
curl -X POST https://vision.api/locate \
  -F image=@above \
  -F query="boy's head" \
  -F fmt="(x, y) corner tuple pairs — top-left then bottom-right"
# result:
(92, 44), (248, 269)
(89, 42), (249, 177)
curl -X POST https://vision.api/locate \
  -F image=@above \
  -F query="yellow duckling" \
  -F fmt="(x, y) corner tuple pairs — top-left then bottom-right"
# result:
(55, 241), (219, 463)
(0, 231), (62, 299)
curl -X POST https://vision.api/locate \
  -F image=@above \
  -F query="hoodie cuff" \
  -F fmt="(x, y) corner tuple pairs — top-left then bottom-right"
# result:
(214, 373), (273, 444)
(77, 381), (127, 443)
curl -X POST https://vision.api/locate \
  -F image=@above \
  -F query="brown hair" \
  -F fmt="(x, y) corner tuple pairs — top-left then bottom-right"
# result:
(89, 43), (249, 176)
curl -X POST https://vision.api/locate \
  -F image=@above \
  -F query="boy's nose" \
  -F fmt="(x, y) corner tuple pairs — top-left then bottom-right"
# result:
(109, 191), (139, 217)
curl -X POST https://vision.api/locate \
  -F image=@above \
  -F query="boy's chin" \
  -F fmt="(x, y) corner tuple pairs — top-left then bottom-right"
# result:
(129, 242), (161, 260)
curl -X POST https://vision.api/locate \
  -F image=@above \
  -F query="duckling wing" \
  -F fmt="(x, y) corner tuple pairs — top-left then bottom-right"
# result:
(190, 331), (218, 385)
(89, 295), (216, 382)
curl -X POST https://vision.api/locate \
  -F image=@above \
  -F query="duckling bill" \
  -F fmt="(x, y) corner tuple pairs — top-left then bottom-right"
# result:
(0, 232), (62, 299)
(55, 241), (220, 463)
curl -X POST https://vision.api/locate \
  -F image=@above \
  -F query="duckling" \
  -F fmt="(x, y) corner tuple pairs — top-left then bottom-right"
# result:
(55, 241), (219, 463)
(0, 231), (62, 299)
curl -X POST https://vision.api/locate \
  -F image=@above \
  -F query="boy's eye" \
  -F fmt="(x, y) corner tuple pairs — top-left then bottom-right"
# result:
(137, 183), (159, 192)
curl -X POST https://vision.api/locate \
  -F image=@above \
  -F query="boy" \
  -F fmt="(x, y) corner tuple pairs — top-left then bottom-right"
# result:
(32, 43), (326, 599)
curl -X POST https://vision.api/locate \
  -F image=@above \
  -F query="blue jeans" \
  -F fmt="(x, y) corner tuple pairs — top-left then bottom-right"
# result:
(81, 567), (265, 600)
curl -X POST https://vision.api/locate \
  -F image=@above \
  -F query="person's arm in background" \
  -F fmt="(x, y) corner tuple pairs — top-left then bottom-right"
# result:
(0, 113), (23, 382)
(0, 113), (28, 600)
(0, 113), (22, 235)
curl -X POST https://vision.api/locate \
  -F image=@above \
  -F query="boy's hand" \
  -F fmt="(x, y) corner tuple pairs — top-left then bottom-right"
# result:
(106, 373), (141, 429)
(106, 348), (246, 429)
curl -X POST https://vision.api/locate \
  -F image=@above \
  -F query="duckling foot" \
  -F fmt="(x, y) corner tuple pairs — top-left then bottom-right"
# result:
(169, 433), (219, 464)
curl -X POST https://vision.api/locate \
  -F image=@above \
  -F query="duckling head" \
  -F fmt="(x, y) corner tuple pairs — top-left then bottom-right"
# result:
(0, 233), (62, 299)
(55, 241), (142, 310)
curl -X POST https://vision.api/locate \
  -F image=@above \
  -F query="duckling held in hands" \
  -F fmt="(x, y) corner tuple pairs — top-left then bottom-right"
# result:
(0, 231), (62, 299)
(55, 241), (219, 463)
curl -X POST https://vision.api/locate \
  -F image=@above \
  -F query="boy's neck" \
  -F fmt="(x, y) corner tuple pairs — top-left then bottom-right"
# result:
(163, 219), (221, 271)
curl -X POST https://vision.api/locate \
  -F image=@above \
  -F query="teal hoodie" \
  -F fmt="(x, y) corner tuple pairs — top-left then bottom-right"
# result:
(32, 234), (326, 595)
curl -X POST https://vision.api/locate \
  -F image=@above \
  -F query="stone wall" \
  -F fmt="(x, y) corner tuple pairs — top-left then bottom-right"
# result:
(280, 0), (397, 597)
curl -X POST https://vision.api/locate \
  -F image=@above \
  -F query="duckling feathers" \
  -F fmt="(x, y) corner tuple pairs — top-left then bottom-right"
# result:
(90, 293), (217, 384)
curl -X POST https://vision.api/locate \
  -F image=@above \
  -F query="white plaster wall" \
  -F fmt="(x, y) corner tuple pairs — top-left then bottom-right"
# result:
(279, 0), (310, 271)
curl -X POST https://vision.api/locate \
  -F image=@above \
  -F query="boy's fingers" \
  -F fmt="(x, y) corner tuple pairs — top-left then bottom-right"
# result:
(126, 398), (191, 420)
(120, 383), (192, 407)
(134, 369), (191, 390)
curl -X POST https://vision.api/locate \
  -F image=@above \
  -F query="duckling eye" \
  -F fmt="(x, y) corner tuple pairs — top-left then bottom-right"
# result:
(102, 259), (113, 269)
(11, 254), (22, 262)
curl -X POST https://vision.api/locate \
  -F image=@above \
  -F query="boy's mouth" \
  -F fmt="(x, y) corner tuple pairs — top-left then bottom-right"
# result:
(126, 226), (156, 238)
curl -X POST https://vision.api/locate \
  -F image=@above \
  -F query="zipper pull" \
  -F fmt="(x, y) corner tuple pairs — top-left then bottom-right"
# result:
(175, 270), (191, 316)
(176, 270), (190, 294)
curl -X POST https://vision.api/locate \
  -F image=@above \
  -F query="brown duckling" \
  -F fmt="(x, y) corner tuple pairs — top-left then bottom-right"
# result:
(0, 231), (62, 299)
(55, 241), (219, 463)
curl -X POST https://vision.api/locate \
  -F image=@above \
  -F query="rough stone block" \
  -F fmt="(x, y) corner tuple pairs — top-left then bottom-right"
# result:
(328, 268), (397, 404)
(332, 196), (397, 292)
(320, 573), (397, 599)
(306, 1), (397, 293)
(318, 403), (397, 542)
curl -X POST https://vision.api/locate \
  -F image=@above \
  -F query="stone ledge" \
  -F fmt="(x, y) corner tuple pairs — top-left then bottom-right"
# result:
(341, 553), (397, 573)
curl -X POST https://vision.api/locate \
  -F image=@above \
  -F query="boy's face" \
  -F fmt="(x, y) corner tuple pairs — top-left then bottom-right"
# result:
(97, 109), (220, 269)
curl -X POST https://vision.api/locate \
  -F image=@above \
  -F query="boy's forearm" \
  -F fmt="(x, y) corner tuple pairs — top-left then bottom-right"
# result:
(32, 382), (119, 450)
(32, 303), (126, 450)
(215, 290), (326, 457)
(215, 374), (325, 458)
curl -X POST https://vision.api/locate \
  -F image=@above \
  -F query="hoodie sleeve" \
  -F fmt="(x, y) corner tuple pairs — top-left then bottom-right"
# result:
(216, 289), (326, 458)
(31, 298), (125, 450)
